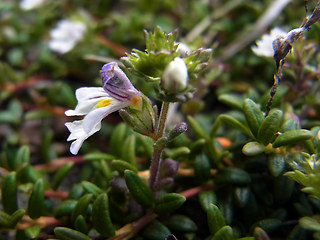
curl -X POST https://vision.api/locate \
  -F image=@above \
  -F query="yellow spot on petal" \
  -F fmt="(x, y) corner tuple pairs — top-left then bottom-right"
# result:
(130, 96), (142, 110)
(96, 99), (111, 108)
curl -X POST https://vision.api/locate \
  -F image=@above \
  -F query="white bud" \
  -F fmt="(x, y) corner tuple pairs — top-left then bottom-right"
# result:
(176, 42), (190, 57)
(161, 57), (188, 93)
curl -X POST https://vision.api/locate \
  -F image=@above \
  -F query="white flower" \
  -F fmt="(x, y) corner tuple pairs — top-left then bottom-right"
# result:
(252, 27), (287, 57)
(49, 20), (86, 54)
(65, 63), (141, 155)
(20, 0), (46, 10)
(161, 57), (188, 93)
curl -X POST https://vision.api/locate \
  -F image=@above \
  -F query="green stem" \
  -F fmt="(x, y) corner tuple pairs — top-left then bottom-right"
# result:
(149, 101), (170, 190)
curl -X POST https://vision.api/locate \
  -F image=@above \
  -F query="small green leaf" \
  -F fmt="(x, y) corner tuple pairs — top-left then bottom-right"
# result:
(212, 225), (234, 240)
(71, 194), (93, 223)
(9, 209), (25, 228)
(1, 172), (18, 214)
(122, 135), (137, 168)
(219, 114), (255, 139)
(82, 153), (115, 162)
(243, 98), (264, 137)
(154, 193), (186, 214)
(81, 181), (103, 197)
(52, 162), (74, 190)
(207, 204), (226, 235)
(165, 214), (197, 232)
(268, 154), (286, 176)
(218, 94), (244, 111)
(165, 146), (190, 159)
(242, 142), (266, 156)
(54, 227), (92, 240)
(253, 218), (281, 234)
(27, 179), (44, 219)
(299, 216), (320, 231)
(234, 187), (250, 207)
(92, 193), (115, 237)
(199, 191), (217, 212)
(272, 129), (313, 148)
(215, 168), (251, 185)
(111, 159), (138, 173)
(142, 220), (171, 240)
(187, 115), (207, 139)
(24, 225), (41, 239)
(257, 109), (283, 145)
(15, 145), (30, 168)
(55, 200), (78, 218)
(194, 154), (211, 181)
(0, 211), (12, 228)
(74, 215), (89, 234)
(124, 170), (154, 207)
(110, 123), (127, 156)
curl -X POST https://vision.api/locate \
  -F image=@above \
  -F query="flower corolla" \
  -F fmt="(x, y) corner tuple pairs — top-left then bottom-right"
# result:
(252, 27), (287, 57)
(49, 20), (86, 54)
(20, 0), (46, 10)
(65, 62), (141, 155)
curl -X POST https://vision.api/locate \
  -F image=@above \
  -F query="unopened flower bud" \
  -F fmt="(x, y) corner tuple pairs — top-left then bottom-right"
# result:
(101, 62), (140, 102)
(161, 57), (188, 93)
(168, 122), (188, 141)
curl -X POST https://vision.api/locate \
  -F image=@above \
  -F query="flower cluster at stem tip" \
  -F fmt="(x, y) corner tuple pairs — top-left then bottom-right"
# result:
(65, 62), (142, 155)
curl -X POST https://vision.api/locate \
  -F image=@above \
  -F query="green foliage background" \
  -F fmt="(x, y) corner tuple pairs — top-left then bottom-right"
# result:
(1, 0), (320, 239)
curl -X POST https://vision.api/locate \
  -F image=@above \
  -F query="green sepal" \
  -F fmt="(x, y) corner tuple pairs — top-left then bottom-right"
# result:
(55, 200), (77, 218)
(257, 109), (283, 145)
(165, 214), (197, 232)
(215, 167), (251, 185)
(154, 193), (186, 214)
(82, 152), (115, 162)
(52, 162), (74, 190)
(74, 215), (89, 234)
(199, 191), (217, 212)
(1, 171), (18, 214)
(124, 170), (154, 207)
(111, 159), (138, 173)
(122, 134), (137, 168)
(267, 154), (286, 176)
(92, 193), (115, 237)
(54, 227), (92, 240)
(122, 95), (156, 137)
(212, 225), (234, 240)
(27, 179), (44, 219)
(207, 203), (226, 235)
(243, 98), (264, 137)
(142, 220), (171, 240)
(81, 181), (103, 197)
(242, 142), (266, 156)
(71, 194), (93, 223)
(272, 129), (313, 148)
(9, 209), (25, 228)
